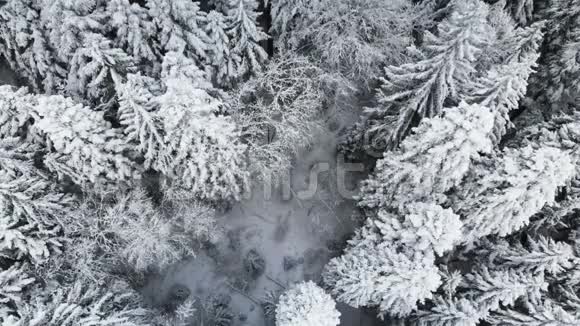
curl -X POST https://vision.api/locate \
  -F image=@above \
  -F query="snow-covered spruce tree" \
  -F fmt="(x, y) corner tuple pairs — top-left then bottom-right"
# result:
(160, 49), (213, 88)
(107, 0), (159, 73)
(96, 190), (196, 274)
(0, 263), (34, 314)
(534, 0), (580, 116)
(147, 0), (209, 61)
(3, 279), (150, 325)
(0, 0), (65, 93)
(461, 267), (546, 312)
(414, 298), (482, 326)
(162, 52), (248, 200)
(157, 77), (248, 201)
(66, 33), (135, 109)
(0, 0), (124, 103)
(468, 20), (545, 144)
(0, 85), (44, 143)
(407, 112), (580, 325)
(455, 146), (575, 243)
(0, 137), (73, 264)
(504, 0), (535, 26)
(415, 267), (547, 326)
(270, 0), (316, 47)
(115, 73), (167, 172)
(358, 102), (495, 210)
(0, 168), (71, 263)
(40, 0), (108, 62)
(31, 94), (137, 189)
(41, 188), (222, 289)
(488, 300), (580, 325)
(323, 242), (441, 318)
(224, 0), (268, 78)
(275, 281), (340, 326)
(474, 236), (576, 275)
(205, 10), (238, 87)
(415, 218), (580, 326)
(232, 53), (325, 181)
(371, 203), (462, 257)
(349, 0), (493, 152)
(36, 0), (139, 107)
(0, 216), (62, 265)
(0, 85), (139, 191)
(506, 113), (580, 232)
(325, 102), (493, 319)
(327, 89), (577, 320)
(115, 52), (249, 202)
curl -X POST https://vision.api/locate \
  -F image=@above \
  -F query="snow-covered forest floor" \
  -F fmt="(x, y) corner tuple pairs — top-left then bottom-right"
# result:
(143, 111), (377, 326)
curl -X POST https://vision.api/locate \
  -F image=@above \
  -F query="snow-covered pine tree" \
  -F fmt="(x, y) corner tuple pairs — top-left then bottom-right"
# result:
(0, 216), (62, 264)
(455, 145), (576, 243)
(357, 0), (493, 151)
(51, 189), (221, 284)
(358, 102), (495, 210)
(427, 224), (580, 326)
(288, 0), (421, 88)
(4, 279), (150, 325)
(275, 281), (341, 326)
(323, 242), (441, 318)
(232, 54), (324, 181)
(410, 108), (580, 325)
(326, 102), (496, 319)
(40, 0), (139, 107)
(224, 0), (268, 78)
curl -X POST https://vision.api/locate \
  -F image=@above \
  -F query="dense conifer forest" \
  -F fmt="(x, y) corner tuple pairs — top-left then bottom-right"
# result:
(1, 0), (580, 325)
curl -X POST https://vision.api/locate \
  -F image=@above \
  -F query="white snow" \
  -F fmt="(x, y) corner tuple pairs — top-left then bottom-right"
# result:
(144, 123), (376, 325)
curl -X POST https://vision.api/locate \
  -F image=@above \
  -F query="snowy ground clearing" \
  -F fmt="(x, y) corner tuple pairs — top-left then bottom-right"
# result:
(144, 123), (380, 325)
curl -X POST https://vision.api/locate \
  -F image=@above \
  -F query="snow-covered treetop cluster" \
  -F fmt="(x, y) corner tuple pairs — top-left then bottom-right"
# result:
(325, 0), (580, 324)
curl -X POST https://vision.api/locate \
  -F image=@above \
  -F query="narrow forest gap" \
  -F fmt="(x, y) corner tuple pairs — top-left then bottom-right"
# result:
(144, 111), (376, 326)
